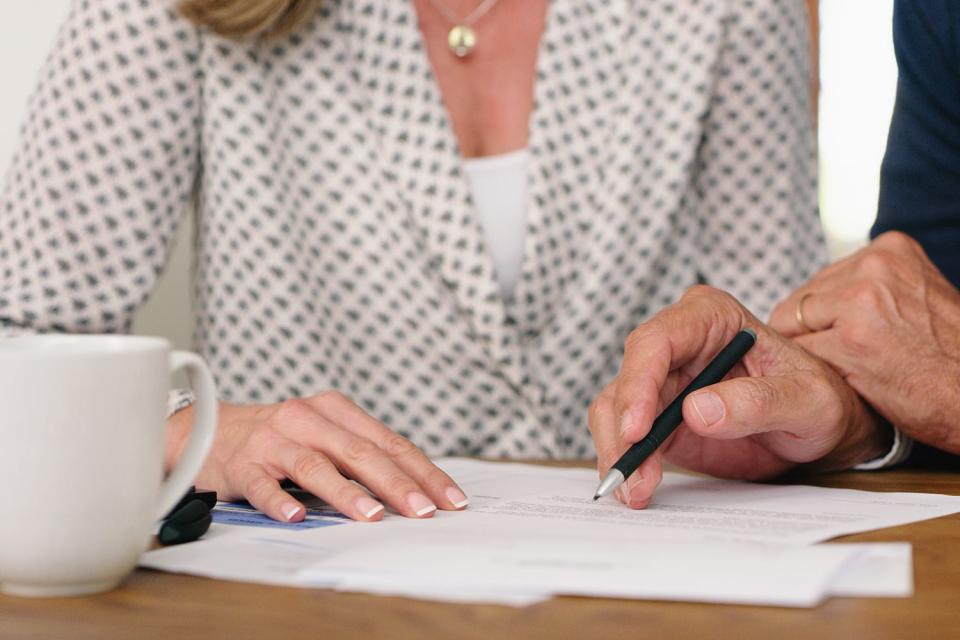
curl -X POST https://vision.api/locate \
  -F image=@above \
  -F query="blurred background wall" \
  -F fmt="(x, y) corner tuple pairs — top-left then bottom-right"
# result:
(0, 0), (194, 349)
(0, 0), (898, 351)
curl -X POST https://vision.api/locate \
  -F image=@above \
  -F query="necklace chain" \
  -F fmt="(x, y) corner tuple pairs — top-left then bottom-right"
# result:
(426, 0), (501, 27)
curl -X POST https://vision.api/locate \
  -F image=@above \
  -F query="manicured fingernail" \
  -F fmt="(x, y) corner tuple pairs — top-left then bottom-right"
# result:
(355, 496), (384, 520)
(445, 486), (470, 509)
(619, 410), (633, 436)
(691, 392), (725, 427)
(407, 492), (437, 517)
(283, 503), (303, 522)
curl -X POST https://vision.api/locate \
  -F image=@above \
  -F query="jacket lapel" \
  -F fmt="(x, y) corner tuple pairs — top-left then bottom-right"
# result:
(515, 1), (636, 339)
(342, 0), (523, 385)
(339, 1), (672, 399)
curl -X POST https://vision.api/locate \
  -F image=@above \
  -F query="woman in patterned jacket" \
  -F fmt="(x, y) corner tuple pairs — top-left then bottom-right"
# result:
(0, 0), (839, 522)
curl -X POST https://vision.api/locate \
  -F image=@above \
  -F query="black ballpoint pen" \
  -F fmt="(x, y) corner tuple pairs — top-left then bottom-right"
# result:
(593, 328), (757, 501)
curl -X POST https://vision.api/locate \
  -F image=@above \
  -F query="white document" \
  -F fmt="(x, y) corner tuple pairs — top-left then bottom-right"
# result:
(144, 535), (336, 588)
(308, 538), (913, 605)
(422, 459), (960, 547)
(142, 535), (549, 607)
(302, 529), (859, 606)
(142, 459), (954, 606)
(141, 528), (909, 607)
(824, 543), (913, 597)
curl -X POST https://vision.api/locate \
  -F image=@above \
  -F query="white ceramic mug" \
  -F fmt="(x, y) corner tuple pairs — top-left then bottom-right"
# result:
(0, 335), (218, 597)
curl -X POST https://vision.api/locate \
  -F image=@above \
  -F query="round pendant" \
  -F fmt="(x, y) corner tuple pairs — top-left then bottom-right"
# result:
(447, 24), (477, 58)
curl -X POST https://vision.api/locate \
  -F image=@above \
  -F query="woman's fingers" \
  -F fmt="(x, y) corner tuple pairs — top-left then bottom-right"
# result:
(298, 424), (441, 518)
(241, 438), (387, 523)
(329, 438), (440, 518)
(234, 461), (307, 524)
(306, 391), (469, 510)
(270, 399), (441, 518)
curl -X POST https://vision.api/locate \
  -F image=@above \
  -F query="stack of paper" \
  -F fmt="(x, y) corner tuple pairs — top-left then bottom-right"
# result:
(142, 459), (960, 607)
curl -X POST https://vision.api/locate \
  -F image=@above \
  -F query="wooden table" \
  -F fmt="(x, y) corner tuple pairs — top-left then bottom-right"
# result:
(3, 466), (959, 640)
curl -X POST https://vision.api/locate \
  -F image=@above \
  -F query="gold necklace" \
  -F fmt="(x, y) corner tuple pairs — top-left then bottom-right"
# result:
(426, 0), (502, 58)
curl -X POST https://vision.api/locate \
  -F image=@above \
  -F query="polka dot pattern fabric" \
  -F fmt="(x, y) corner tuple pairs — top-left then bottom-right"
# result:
(0, 0), (827, 458)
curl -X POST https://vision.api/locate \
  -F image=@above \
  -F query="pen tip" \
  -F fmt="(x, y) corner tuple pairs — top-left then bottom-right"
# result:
(592, 494), (600, 502)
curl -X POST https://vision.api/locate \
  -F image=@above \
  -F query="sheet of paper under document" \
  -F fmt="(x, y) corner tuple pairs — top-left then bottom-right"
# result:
(142, 459), (958, 607)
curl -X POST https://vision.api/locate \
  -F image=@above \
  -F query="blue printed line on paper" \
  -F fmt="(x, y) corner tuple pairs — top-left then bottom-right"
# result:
(211, 510), (346, 530)
(212, 501), (348, 530)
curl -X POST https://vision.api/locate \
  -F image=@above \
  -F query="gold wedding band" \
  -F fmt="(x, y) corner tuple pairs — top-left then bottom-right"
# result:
(795, 292), (814, 333)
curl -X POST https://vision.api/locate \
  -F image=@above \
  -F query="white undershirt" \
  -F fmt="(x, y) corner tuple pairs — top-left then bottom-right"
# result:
(462, 149), (530, 300)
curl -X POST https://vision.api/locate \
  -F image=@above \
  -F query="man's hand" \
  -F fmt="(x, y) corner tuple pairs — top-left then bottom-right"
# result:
(771, 231), (960, 453)
(590, 286), (889, 508)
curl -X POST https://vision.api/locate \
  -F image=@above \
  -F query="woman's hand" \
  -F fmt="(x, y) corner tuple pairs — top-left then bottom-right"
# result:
(589, 286), (890, 509)
(165, 391), (469, 522)
(771, 231), (960, 453)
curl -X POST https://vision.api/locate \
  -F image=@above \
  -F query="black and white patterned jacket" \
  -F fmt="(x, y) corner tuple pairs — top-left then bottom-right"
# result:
(0, 0), (826, 457)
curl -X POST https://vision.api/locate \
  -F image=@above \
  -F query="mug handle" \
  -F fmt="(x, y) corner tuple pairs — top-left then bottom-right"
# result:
(154, 351), (219, 520)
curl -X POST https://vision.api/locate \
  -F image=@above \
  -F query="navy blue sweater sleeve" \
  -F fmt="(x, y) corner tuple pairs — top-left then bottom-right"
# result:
(873, 0), (960, 286)
(873, 1), (960, 470)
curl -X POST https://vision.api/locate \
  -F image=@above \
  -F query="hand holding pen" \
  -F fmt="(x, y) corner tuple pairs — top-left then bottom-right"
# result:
(588, 286), (896, 508)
